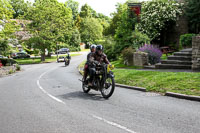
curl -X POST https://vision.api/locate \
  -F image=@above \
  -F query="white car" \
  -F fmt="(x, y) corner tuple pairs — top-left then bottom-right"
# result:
(57, 56), (65, 62)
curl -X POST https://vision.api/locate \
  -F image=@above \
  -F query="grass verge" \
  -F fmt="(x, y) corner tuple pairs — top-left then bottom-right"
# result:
(111, 60), (143, 69)
(113, 69), (200, 96)
(15, 54), (81, 65)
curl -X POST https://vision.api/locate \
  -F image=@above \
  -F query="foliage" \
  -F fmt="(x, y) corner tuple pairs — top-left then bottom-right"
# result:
(114, 3), (149, 54)
(179, 34), (196, 48)
(69, 28), (81, 48)
(80, 17), (103, 44)
(121, 47), (136, 66)
(0, 39), (11, 56)
(9, 0), (31, 19)
(65, 0), (79, 20)
(0, 58), (17, 66)
(0, 0), (18, 39)
(16, 63), (21, 70)
(136, 0), (183, 41)
(79, 4), (97, 18)
(58, 43), (80, 52)
(96, 36), (117, 61)
(25, 0), (73, 61)
(185, 0), (200, 34)
(104, 3), (128, 36)
(139, 44), (162, 65)
(128, 31), (150, 48)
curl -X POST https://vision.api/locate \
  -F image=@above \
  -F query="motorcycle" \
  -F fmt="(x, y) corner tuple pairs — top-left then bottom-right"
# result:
(64, 54), (71, 67)
(81, 62), (115, 99)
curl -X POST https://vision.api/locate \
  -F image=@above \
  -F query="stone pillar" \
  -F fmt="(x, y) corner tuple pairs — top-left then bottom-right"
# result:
(192, 36), (200, 71)
(133, 51), (149, 67)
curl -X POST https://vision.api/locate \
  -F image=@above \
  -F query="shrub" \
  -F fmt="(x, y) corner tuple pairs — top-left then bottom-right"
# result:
(139, 44), (162, 65)
(16, 64), (21, 71)
(179, 34), (196, 48)
(129, 31), (150, 48)
(8, 69), (15, 74)
(0, 58), (17, 66)
(121, 47), (136, 66)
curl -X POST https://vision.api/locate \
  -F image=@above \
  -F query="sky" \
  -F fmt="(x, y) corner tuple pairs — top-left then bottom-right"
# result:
(27, 0), (150, 17)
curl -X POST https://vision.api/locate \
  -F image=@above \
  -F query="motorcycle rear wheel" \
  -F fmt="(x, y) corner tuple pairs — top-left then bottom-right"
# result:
(100, 77), (115, 99)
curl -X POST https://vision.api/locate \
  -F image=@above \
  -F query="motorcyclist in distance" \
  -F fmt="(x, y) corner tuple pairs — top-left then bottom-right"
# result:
(88, 45), (110, 86)
(83, 44), (96, 82)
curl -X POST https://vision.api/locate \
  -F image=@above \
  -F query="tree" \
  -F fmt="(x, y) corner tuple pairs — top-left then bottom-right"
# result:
(79, 4), (97, 18)
(25, 0), (73, 61)
(113, 3), (149, 53)
(136, 0), (183, 41)
(9, 0), (31, 19)
(0, 0), (18, 39)
(0, 39), (10, 56)
(185, 0), (200, 34)
(70, 28), (81, 47)
(65, 0), (79, 20)
(80, 17), (103, 44)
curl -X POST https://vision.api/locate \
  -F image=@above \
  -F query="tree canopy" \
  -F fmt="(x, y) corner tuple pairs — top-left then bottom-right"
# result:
(80, 17), (103, 44)
(25, 0), (73, 61)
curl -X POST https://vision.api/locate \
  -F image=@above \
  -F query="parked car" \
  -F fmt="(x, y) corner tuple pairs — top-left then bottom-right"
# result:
(56, 48), (69, 54)
(12, 52), (30, 59)
(0, 55), (7, 58)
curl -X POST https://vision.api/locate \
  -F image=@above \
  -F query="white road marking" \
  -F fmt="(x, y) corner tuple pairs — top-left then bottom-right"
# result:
(92, 114), (137, 133)
(36, 65), (136, 133)
(37, 70), (65, 105)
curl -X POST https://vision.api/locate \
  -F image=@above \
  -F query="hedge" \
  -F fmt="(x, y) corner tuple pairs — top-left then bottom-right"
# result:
(0, 58), (17, 66)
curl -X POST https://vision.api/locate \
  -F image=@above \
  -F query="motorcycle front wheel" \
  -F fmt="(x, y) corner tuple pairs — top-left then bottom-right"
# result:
(100, 77), (115, 99)
(82, 78), (90, 93)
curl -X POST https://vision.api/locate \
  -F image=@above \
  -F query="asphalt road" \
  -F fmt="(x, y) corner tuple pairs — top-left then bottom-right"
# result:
(0, 54), (200, 133)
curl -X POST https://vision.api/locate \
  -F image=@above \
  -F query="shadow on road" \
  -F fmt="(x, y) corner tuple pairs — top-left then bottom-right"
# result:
(59, 91), (107, 101)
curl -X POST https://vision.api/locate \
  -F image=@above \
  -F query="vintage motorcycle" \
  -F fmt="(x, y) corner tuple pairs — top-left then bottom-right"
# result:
(81, 62), (115, 99)
(64, 54), (71, 67)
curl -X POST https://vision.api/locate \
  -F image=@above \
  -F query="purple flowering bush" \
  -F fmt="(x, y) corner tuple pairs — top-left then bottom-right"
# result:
(139, 44), (162, 65)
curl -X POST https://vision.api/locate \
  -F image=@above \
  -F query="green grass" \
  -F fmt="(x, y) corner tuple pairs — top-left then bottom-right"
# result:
(113, 69), (200, 96)
(161, 54), (168, 60)
(81, 49), (90, 52)
(111, 60), (143, 69)
(15, 54), (81, 65)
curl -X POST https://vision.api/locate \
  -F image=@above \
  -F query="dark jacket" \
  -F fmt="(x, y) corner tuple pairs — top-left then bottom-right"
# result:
(88, 52), (110, 65)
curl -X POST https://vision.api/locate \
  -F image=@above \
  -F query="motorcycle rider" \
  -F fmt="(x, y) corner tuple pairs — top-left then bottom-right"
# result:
(83, 44), (96, 82)
(88, 45), (110, 86)
(64, 49), (71, 64)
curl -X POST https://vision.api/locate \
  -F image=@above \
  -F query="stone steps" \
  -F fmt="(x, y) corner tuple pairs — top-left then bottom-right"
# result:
(173, 52), (192, 56)
(167, 55), (192, 61)
(155, 48), (192, 69)
(161, 60), (192, 65)
(155, 63), (191, 69)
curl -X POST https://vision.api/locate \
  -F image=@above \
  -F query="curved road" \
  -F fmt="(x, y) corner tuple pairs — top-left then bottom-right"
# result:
(0, 54), (200, 133)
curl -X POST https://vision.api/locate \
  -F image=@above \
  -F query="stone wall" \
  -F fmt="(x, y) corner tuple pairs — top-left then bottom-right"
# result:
(133, 51), (149, 67)
(192, 36), (200, 71)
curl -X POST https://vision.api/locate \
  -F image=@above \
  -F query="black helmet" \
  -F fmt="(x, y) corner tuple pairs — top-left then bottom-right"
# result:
(96, 45), (103, 52)
(90, 44), (96, 50)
